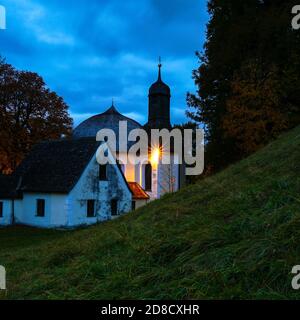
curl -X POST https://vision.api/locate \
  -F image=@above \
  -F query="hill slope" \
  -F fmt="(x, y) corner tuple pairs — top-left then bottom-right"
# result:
(0, 126), (300, 299)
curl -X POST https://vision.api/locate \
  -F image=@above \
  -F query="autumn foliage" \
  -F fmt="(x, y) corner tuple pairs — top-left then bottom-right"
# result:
(187, 0), (300, 171)
(222, 61), (288, 155)
(0, 58), (73, 173)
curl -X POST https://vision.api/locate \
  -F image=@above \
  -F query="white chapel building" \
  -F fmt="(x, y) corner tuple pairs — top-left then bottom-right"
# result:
(0, 63), (185, 228)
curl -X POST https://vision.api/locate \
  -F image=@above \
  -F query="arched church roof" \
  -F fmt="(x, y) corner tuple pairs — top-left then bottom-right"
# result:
(73, 105), (143, 140)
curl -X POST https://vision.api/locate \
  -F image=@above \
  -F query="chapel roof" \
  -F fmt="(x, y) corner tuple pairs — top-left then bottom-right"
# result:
(0, 174), (21, 199)
(73, 104), (143, 139)
(14, 138), (100, 194)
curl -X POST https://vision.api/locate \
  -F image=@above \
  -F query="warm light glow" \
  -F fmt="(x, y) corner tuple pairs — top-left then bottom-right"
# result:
(151, 148), (160, 165)
(125, 163), (135, 182)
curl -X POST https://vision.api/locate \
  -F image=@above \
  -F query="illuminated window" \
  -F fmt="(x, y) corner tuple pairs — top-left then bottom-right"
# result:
(150, 148), (160, 165)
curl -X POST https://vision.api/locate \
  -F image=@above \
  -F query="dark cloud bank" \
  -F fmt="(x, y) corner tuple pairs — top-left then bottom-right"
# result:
(1, 0), (208, 126)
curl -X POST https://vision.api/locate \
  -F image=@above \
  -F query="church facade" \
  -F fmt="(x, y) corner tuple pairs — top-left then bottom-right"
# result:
(0, 64), (185, 228)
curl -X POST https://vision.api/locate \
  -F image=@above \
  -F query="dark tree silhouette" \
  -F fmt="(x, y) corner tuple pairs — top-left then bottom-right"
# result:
(187, 0), (300, 171)
(0, 58), (73, 173)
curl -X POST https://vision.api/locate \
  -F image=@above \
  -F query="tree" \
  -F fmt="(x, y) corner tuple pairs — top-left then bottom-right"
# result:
(187, 0), (300, 171)
(0, 58), (73, 173)
(222, 61), (288, 155)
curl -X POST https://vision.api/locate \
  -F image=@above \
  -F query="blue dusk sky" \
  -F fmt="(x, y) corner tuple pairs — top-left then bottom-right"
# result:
(0, 0), (209, 127)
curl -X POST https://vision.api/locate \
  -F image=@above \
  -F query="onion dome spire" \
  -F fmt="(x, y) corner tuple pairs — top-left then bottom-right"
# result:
(147, 57), (171, 129)
(149, 56), (170, 96)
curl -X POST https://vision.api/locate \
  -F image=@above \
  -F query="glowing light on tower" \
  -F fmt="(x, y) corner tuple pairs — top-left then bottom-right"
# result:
(151, 148), (160, 166)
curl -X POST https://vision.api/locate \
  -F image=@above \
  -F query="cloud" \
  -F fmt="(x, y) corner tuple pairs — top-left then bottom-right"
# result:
(35, 31), (74, 45)
(123, 112), (146, 124)
(173, 107), (186, 117)
(0, 0), (209, 126)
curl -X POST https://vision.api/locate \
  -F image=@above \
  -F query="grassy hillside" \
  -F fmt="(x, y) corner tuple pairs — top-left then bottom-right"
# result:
(0, 126), (300, 299)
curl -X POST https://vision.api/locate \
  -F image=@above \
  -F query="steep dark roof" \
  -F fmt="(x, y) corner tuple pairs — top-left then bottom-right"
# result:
(0, 174), (21, 199)
(14, 138), (100, 193)
(73, 105), (142, 140)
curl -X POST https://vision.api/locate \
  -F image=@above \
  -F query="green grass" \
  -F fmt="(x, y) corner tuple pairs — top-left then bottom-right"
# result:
(0, 126), (300, 299)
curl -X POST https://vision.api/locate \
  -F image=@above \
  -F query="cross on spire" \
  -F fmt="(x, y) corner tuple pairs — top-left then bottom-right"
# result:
(158, 56), (162, 81)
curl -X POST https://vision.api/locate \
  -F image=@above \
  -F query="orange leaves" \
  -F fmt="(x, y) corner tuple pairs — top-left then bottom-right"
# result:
(222, 61), (288, 155)
(0, 59), (73, 173)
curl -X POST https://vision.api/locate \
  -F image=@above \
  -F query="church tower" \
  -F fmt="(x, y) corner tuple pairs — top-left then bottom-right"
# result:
(146, 58), (171, 129)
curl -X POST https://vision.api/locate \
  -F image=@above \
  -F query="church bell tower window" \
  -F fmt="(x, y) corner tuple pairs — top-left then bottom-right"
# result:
(145, 163), (152, 191)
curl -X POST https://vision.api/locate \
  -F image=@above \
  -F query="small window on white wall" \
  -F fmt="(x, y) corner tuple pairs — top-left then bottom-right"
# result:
(36, 199), (45, 217)
(87, 200), (95, 217)
(99, 164), (108, 181)
(111, 199), (118, 216)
